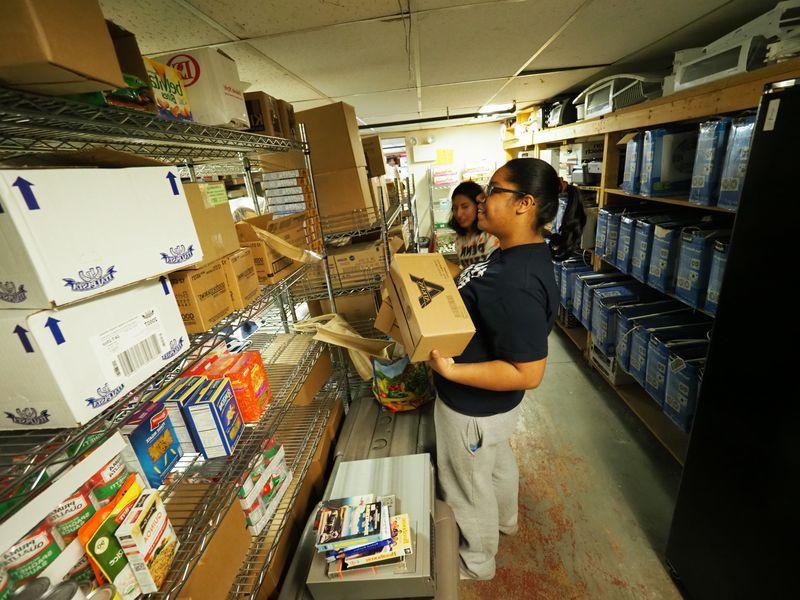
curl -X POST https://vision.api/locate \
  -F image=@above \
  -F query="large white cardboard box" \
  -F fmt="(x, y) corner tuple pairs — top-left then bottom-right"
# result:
(0, 278), (189, 430)
(0, 165), (202, 309)
(155, 48), (249, 129)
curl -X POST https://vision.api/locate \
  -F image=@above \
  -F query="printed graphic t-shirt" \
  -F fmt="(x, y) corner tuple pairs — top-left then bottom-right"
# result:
(435, 243), (558, 417)
(456, 230), (500, 267)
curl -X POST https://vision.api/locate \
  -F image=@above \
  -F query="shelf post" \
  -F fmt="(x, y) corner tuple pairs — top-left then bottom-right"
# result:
(404, 175), (418, 252)
(184, 161), (197, 182)
(377, 186), (391, 273)
(240, 153), (260, 215)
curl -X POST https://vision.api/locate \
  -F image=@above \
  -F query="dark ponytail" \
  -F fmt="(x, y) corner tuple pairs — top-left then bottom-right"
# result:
(503, 158), (586, 260)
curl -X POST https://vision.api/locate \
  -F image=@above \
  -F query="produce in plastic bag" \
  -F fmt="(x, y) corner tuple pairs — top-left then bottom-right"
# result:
(371, 356), (435, 412)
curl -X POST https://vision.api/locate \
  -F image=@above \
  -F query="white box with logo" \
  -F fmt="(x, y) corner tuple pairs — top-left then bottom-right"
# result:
(0, 163), (202, 310)
(154, 48), (249, 129)
(0, 278), (189, 430)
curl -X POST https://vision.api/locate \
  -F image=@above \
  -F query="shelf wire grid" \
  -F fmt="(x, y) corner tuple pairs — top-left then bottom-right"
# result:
(289, 264), (385, 302)
(0, 264), (311, 518)
(148, 333), (329, 599)
(321, 199), (402, 245)
(0, 86), (302, 163)
(227, 382), (342, 598)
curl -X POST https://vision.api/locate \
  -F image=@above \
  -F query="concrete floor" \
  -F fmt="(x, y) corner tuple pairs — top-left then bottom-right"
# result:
(458, 330), (684, 600)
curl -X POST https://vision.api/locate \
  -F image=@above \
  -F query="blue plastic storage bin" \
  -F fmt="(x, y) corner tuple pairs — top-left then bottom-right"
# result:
(663, 345), (708, 432)
(704, 240), (729, 315)
(621, 132), (643, 194)
(689, 118), (731, 206)
(675, 228), (731, 308)
(717, 115), (756, 211)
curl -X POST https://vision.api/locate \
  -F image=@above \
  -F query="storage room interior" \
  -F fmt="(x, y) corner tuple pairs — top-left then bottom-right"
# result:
(0, 1), (796, 600)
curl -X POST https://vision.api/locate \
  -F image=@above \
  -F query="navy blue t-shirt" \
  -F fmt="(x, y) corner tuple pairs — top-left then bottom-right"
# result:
(435, 243), (558, 416)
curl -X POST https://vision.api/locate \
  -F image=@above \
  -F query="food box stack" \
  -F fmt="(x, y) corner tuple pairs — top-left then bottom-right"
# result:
(0, 158), (202, 430)
(236, 439), (291, 535)
(261, 169), (313, 217)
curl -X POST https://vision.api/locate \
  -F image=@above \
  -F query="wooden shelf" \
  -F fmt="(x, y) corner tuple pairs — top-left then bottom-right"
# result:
(605, 188), (736, 214)
(555, 319), (588, 351)
(530, 57), (800, 145)
(576, 185), (601, 192)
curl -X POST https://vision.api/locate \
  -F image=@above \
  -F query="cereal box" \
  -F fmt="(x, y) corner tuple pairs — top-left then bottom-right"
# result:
(149, 376), (206, 453)
(121, 401), (183, 488)
(183, 378), (243, 459)
(143, 57), (193, 122)
(115, 489), (179, 594)
(205, 352), (271, 422)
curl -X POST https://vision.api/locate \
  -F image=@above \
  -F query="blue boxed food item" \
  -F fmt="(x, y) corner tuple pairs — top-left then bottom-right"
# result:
(621, 132), (643, 194)
(629, 322), (711, 388)
(615, 214), (638, 273)
(664, 346), (709, 432)
(629, 215), (685, 282)
(647, 222), (690, 292)
(578, 273), (632, 328)
(689, 118), (731, 206)
(591, 284), (656, 355)
(717, 115), (756, 211)
(149, 375), (206, 454)
(645, 337), (709, 406)
(704, 240), (729, 314)
(613, 303), (688, 370)
(675, 228), (731, 308)
(184, 378), (244, 459)
(121, 400), (183, 488)
(595, 209), (610, 257)
(639, 128), (698, 197)
(604, 212), (623, 263)
(560, 259), (591, 309)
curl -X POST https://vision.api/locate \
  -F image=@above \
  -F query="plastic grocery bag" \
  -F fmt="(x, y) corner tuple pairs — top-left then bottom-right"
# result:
(371, 355), (435, 412)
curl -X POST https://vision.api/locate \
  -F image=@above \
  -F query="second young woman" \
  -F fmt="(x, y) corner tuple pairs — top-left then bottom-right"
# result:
(449, 180), (500, 267)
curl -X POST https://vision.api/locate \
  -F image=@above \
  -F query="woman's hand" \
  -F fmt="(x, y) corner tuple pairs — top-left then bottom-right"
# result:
(427, 350), (455, 379)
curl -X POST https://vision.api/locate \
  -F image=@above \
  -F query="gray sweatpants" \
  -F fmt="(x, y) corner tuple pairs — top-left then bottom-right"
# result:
(434, 397), (520, 579)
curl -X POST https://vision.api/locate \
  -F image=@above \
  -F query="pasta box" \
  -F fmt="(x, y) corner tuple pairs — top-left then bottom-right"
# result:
(120, 400), (183, 488)
(183, 378), (243, 459)
(149, 376), (206, 453)
(204, 352), (271, 423)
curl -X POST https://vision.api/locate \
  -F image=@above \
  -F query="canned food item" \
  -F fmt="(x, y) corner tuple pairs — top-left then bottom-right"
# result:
(9, 577), (50, 599)
(47, 488), (96, 544)
(42, 582), (86, 600)
(85, 586), (119, 600)
(65, 555), (94, 585)
(2, 524), (64, 586)
(87, 457), (128, 507)
(0, 567), (11, 600)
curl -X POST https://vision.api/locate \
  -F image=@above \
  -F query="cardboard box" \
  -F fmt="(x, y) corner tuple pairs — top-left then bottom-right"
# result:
(0, 0), (126, 95)
(0, 278), (189, 430)
(313, 166), (373, 218)
(278, 99), (298, 141)
(0, 160), (202, 310)
(296, 102), (366, 173)
(183, 182), (239, 267)
(374, 296), (403, 343)
(385, 253), (475, 362)
(221, 248), (259, 310)
(292, 347), (332, 407)
(169, 260), (234, 334)
(255, 151), (307, 172)
(322, 292), (377, 323)
(236, 213), (307, 284)
(368, 176), (390, 212)
(327, 239), (387, 286)
(143, 57), (193, 122)
(155, 48), (248, 129)
(362, 135), (386, 178)
(244, 91), (282, 137)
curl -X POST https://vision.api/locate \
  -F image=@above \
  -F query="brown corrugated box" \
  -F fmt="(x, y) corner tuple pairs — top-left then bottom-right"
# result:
(385, 253), (475, 362)
(312, 166), (374, 218)
(321, 292), (378, 322)
(236, 213), (307, 284)
(327, 239), (386, 286)
(296, 101), (366, 173)
(0, 0), (126, 94)
(374, 295), (403, 343)
(169, 259), (234, 334)
(277, 99), (298, 141)
(368, 175), (390, 212)
(362, 135), (386, 177)
(244, 91), (282, 137)
(183, 182), (240, 267)
(221, 248), (260, 310)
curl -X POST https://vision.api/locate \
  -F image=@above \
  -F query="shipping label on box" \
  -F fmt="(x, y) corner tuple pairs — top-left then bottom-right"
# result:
(155, 48), (248, 129)
(121, 400), (183, 488)
(184, 378), (243, 459)
(0, 165), (202, 309)
(183, 182), (239, 267)
(0, 278), (189, 430)
(142, 57), (193, 121)
(169, 260), (233, 334)
(385, 253), (474, 362)
(221, 248), (260, 310)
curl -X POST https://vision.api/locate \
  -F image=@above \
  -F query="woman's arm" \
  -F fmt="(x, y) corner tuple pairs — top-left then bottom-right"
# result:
(427, 350), (546, 392)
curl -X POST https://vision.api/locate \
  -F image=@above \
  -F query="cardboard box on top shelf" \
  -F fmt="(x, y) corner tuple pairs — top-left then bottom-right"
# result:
(236, 213), (308, 285)
(0, 150), (202, 310)
(154, 47), (248, 129)
(183, 182), (240, 267)
(221, 248), (260, 310)
(296, 101), (366, 173)
(385, 253), (475, 362)
(169, 259), (234, 334)
(244, 91), (282, 137)
(312, 166), (374, 219)
(0, 278), (189, 430)
(362, 135), (387, 178)
(255, 150), (306, 173)
(0, 0), (126, 94)
(143, 57), (193, 122)
(278, 99), (298, 141)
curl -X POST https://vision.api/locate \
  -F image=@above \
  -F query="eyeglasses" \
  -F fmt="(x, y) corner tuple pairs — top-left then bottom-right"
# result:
(482, 183), (528, 199)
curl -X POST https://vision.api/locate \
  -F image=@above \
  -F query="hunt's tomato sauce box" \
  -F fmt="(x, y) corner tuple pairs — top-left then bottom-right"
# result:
(121, 401), (183, 488)
(183, 378), (243, 459)
(206, 352), (271, 423)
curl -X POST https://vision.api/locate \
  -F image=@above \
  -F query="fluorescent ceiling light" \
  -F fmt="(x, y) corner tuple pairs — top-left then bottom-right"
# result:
(479, 102), (514, 114)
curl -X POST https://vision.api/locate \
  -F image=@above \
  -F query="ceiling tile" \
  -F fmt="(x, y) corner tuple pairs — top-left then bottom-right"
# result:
(417, 0), (584, 86)
(222, 44), (324, 101)
(99, 0), (229, 54)
(491, 67), (604, 105)
(248, 19), (411, 97)
(422, 80), (505, 112)
(185, 0), (401, 38)
(339, 89), (420, 120)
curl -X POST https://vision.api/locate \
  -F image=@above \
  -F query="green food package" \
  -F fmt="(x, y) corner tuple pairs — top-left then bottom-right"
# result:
(371, 356), (435, 412)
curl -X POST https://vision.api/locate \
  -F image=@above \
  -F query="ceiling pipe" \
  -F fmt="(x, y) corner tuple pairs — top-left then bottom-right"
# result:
(360, 103), (516, 130)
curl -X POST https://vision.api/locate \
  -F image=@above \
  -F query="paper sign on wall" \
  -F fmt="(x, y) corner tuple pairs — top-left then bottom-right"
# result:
(412, 144), (437, 162)
(435, 148), (454, 164)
